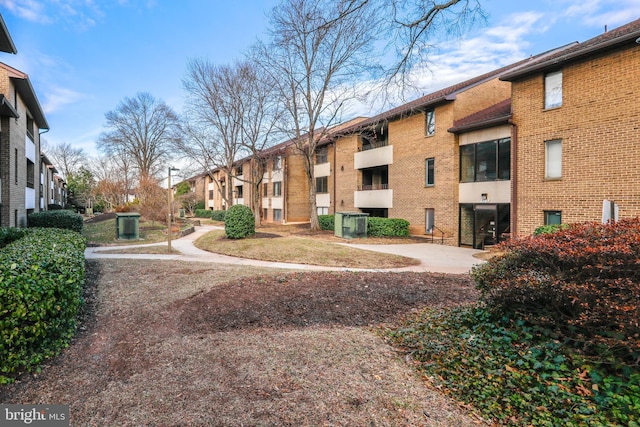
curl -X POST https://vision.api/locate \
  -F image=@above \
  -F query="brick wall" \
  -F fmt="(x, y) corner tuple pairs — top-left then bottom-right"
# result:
(512, 46), (640, 235)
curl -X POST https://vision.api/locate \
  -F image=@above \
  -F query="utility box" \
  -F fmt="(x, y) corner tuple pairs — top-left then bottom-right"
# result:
(334, 212), (369, 239)
(115, 212), (141, 240)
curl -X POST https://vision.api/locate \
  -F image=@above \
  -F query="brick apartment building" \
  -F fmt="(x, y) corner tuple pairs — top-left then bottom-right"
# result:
(501, 18), (640, 237)
(0, 14), (53, 227)
(188, 18), (640, 247)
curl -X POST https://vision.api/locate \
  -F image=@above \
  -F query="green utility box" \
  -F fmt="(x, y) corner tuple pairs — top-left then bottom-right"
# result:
(115, 212), (141, 240)
(334, 212), (369, 239)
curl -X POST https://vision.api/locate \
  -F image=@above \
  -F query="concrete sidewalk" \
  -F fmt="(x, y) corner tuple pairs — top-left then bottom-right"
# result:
(85, 225), (486, 274)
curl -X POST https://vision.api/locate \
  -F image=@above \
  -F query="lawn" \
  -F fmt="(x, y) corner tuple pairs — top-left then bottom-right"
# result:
(194, 229), (420, 268)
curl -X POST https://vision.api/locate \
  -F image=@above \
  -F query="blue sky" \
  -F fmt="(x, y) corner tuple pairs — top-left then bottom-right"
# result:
(1, 0), (639, 159)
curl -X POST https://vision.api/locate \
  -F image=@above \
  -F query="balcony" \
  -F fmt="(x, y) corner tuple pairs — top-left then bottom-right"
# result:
(354, 187), (393, 209)
(354, 144), (393, 170)
(25, 134), (36, 163)
(314, 162), (330, 178)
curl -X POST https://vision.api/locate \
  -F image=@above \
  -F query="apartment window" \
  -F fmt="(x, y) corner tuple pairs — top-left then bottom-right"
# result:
(425, 208), (435, 234)
(460, 138), (511, 183)
(315, 176), (328, 193)
(235, 185), (243, 199)
(273, 181), (282, 197)
(235, 166), (243, 176)
(545, 71), (562, 109)
(263, 182), (268, 197)
(317, 206), (329, 215)
(263, 208), (268, 219)
(273, 209), (282, 221)
(426, 158), (435, 186)
(315, 148), (328, 164)
(26, 116), (34, 141)
(27, 159), (36, 188)
(425, 108), (435, 136)
(209, 189), (214, 199)
(545, 139), (562, 179)
(274, 156), (282, 170)
(544, 210), (562, 225)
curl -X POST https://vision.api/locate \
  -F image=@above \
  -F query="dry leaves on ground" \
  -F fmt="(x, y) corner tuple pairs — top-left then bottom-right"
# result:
(1, 259), (484, 426)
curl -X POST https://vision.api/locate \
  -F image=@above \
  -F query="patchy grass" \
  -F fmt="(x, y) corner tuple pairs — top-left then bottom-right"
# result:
(82, 217), (168, 246)
(194, 229), (420, 268)
(93, 245), (182, 255)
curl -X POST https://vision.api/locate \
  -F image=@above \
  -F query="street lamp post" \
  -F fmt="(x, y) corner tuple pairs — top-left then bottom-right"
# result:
(167, 166), (180, 253)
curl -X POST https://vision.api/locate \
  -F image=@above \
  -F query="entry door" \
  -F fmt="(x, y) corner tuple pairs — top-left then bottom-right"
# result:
(474, 205), (497, 249)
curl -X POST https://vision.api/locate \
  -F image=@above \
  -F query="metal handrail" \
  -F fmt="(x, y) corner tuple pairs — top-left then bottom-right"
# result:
(428, 225), (445, 244)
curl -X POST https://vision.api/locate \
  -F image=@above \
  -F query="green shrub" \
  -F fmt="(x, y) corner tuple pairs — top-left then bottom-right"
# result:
(318, 214), (334, 231)
(194, 209), (212, 218)
(0, 228), (28, 249)
(210, 210), (227, 222)
(533, 223), (568, 235)
(28, 210), (83, 233)
(195, 200), (205, 211)
(0, 228), (85, 383)
(471, 218), (640, 365)
(367, 217), (410, 237)
(224, 205), (255, 239)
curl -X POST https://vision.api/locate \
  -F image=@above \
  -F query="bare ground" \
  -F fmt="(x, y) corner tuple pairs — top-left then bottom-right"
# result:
(0, 259), (486, 426)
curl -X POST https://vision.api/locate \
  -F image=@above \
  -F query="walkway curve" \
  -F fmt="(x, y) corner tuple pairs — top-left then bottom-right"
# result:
(85, 225), (486, 274)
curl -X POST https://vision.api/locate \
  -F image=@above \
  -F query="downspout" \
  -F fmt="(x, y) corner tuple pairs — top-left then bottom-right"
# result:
(283, 153), (287, 224)
(509, 120), (518, 238)
(332, 140), (337, 215)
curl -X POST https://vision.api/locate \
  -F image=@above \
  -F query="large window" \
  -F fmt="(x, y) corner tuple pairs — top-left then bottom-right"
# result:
(274, 156), (282, 170)
(425, 108), (435, 136)
(315, 176), (328, 193)
(460, 138), (510, 183)
(545, 139), (562, 179)
(273, 181), (282, 197)
(273, 209), (282, 221)
(263, 182), (268, 197)
(545, 71), (562, 109)
(426, 158), (435, 186)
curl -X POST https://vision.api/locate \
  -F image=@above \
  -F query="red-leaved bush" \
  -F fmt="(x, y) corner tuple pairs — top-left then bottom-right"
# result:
(471, 218), (640, 364)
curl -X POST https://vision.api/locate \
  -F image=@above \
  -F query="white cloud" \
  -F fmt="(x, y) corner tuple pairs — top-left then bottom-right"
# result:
(0, 0), (52, 24)
(42, 86), (84, 114)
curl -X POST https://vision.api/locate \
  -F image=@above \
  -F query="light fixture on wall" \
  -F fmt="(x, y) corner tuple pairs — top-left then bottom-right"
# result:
(481, 193), (488, 202)
(341, 165), (344, 171)
(341, 200), (344, 206)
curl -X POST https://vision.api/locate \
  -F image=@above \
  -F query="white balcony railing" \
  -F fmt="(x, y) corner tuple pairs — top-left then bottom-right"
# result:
(354, 189), (393, 208)
(354, 145), (393, 170)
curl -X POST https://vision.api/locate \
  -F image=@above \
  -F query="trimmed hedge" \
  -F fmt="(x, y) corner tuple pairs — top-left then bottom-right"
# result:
(194, 209), (226, 221)
(224, 205), (255, 239)
(0, 228), (86, 383)
(28, 210), (83, 233)
(318, 214), (334, 231)
(211, 210), (226, 222)
(367, 217), (410, 237)
(471, 218), (640, 365)
(194, 209), (212, 218)
(0, 228), (27, 249)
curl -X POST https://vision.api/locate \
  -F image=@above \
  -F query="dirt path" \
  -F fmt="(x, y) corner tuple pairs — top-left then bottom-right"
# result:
(1, 259), (485, 426)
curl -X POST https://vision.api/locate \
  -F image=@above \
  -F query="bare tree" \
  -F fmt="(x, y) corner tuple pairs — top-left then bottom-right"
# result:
(98, 92), (180, 179)
(256, 0), (381, 231)
(180, 59), (281, 223)
(43, 141), (86, 180)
